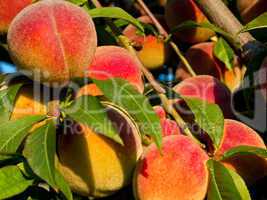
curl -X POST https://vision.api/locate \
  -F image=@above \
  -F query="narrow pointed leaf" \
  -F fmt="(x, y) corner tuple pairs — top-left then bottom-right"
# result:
(88, 7), (144, 32)
(207, 159), (251, 200)
(0, 115), (46, 157)
(23, 120), (56, 187)
(240, 12), (267, 32)
(0, 165), (33, 199)
(63, 95), (122, 144)
(0, 84), (22, 124)
(93, 78), (162, 148)
(221, 145), (267, 161)
(183, 97), (224, 149)
(214, 37), (234, 70)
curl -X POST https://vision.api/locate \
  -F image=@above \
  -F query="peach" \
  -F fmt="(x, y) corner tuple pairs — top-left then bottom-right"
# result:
(153, 105), (182, 137)
(176, 42), (223, 80)
(0, 0), (34, 34)
(176, 42), (244, 91)
(215, 119), (267, 184)
(133, 135), (209, 200)
(165, 0), (215, 44)
(123, 16), (168, 70)
(7, 0), (97, 86)
(88, 46), (144, 93)
(173, 75), (233, 118)
(57, 104), (142, 197)
(153, 105), (166, 120)
(237, 0), (267, 23)
(10, 84), (47, 120)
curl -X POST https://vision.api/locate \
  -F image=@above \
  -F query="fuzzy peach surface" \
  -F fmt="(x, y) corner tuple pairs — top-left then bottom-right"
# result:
(88, 46), (144, 93)
(215, 119), (267, 184)
(7, 0), (97, 85)
(0, 0), (33, 33)
(173, 75), (233, 118)
(58, 107), (142, 197)
(165, 0), (214, 43)
(134, 135), (209, 200)
(10, 85), (47, 120)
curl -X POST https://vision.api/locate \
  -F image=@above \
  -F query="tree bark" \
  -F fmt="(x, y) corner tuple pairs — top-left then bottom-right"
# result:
(194, 0), (266, 62)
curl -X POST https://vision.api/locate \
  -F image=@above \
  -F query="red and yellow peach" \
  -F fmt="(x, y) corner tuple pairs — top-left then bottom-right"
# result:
(215, 119), (267, 184)
(173, 75), (233, 118)
(58, 104), (143, 197)
(123, 16), (168, 70)
(7, 0), (97, 86)
(134, 135), (209, 200)
(88, 45), (144, 93)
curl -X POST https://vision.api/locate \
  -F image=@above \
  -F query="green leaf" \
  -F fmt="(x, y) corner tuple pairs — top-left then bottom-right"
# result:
(23, 120), (56, 187)
(171, 20), (237, 46)
(63, 95), (122, 144)
(0, 115), (46, 157)
(240, 12), (267, 32)
(54, 169), (73, 200)
(0, 84), (22, 124)
(0, 165), (33, 199)
(93, 78), (162, 148)
(88, 7), (144, 32)
(220, 146), (267, 161)
(214, 37), (234, 70)
(183, 97), (224, 149)
(207, 159), (251, 200)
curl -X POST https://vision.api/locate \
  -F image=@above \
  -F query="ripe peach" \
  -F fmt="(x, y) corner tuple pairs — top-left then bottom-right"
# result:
(173, 75), (233, 118)
(88, 46), (144, 93)
(57, 104), (142, 197)
(10, 84), (47, 120)
(165, 0), (215, 44)
(153, 105), (166, 120)
(7, 0), (97, 86)
(237, 0), (267, 23)
(0, 0), (34, 34)
(123, 16), (167, 70)
(215, 119), (267, 184)
(176, 42), (244, 91)
(176, 42), (223, 80)
(153, 106), (182, 137)
(134, 135), (209, 200)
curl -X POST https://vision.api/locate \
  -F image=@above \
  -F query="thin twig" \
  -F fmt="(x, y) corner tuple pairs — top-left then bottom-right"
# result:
(135, 0), (196, 77)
